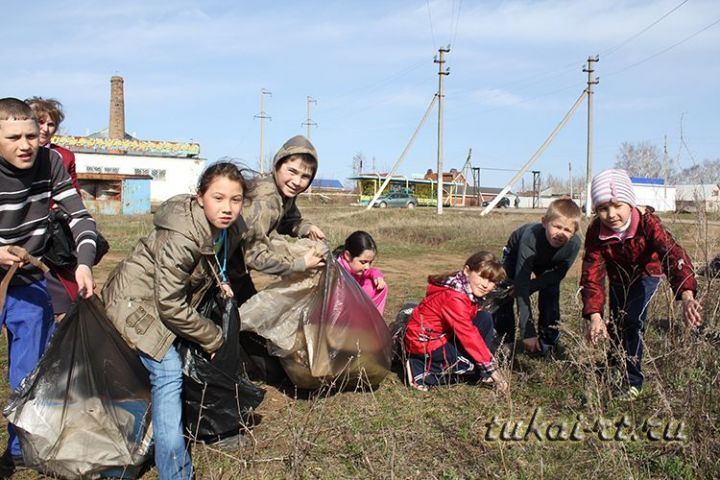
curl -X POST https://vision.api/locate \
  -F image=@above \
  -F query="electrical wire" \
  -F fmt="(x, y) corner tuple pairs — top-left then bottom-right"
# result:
(602, 0), (690, 57)
(606, 15), (720, 77)
(450, 0), (463, 50)
(426, 0), (438, 51)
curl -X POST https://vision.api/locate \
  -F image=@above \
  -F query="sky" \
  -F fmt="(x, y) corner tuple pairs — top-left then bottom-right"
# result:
(3, 0), (719, 188)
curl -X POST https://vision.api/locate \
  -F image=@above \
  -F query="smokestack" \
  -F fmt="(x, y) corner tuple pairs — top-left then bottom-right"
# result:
(109, 76), (125, 139)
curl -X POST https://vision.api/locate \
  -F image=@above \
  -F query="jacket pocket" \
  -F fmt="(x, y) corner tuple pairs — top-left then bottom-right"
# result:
(126, 303), (154, 335)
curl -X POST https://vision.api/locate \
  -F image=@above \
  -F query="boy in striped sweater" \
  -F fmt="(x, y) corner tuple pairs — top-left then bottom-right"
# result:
(0, 98), (96, 470)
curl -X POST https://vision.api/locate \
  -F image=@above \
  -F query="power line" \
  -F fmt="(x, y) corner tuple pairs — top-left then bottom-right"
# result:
(426, 0), (438, 51)
(459, 0), (691, 100)
(450, 0), (463, 50)
(606, 15), (720, 77)
(602, 0), (690, 57)
(321, 59), (428, 110)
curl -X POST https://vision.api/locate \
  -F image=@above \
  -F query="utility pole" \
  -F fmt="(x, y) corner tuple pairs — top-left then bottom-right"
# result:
(584, 55), (599, 217)
(532, 170), (541, 208)
(255, 88), (272, 173)
(302, 96), (318, 140)
(569, 161), (573, 199)
(435, 46), (450, 215)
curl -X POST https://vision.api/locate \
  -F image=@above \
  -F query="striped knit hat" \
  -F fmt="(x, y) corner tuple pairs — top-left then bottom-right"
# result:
(590, 168), (636, 211)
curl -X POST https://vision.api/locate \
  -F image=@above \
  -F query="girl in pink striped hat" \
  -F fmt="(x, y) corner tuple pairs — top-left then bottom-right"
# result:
(580, 168), (703, 401)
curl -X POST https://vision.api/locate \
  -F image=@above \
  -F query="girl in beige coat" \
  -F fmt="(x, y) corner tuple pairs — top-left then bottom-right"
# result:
(102, 162), (247, 479)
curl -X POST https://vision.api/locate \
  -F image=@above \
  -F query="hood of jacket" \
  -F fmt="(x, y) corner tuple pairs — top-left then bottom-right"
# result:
(272, 135), (318, 185)
(154, 194), (215, 254)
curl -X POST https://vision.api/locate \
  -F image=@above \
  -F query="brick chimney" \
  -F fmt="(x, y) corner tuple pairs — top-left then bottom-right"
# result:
(109, 76), (125, 139)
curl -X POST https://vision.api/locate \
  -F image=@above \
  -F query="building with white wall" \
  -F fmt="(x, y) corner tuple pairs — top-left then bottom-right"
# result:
(630, 177), (676, 212)
(676, 184), (720, 212)
(72, 150), (205, 202)
(53, 75), (205, 203)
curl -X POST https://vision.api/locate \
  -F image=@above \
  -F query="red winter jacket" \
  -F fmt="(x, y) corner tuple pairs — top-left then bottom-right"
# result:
(50, 144), (79, 192)
(404, 281), (495, 372)
(581, 206), (697, 318)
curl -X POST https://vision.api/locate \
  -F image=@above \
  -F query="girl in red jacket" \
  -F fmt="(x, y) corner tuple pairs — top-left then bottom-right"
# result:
(404, 251), (508, 392)
(582, 169), (703, 400)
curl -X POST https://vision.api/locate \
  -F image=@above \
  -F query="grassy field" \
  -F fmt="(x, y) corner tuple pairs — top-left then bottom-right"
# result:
(2, 202), (720, 479)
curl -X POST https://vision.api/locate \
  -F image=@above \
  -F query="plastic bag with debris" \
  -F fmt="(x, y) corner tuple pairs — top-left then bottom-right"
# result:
(3, 295), (152, 479)
(238, 237), (392, 389)
(179, 288), (265, 443)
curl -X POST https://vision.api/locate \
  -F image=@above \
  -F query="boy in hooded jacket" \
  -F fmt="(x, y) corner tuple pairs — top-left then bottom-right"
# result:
(229, 135), (325, 301)
(228, 135), (326, 380)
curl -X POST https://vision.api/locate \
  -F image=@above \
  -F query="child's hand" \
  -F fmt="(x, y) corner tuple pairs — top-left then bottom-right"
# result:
(75, 265), (95, 298)
(681, 291), (703, 329)
(522, 337), (541, 353)
(303, 249), (326, 270)
(306, 225), (326, 241)
(0, 246), (23, 267)
(220, 283), (234, 298)
(586, 313), (607, 347)
(490, 371), (509, 394)
(374, 277), (387, 291)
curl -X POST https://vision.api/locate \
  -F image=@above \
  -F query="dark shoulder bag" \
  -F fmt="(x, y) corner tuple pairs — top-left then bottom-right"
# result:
(45, 210), (110, 269)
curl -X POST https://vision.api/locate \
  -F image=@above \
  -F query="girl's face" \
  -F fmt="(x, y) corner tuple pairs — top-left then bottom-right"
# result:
(275, 157), (314, 198)
(197, 175), (244, 234)
(343, 249), (376, 274)
(37, 114), (57, 147)
(463, 266), (496, 298)
(596, 201), (632, 229)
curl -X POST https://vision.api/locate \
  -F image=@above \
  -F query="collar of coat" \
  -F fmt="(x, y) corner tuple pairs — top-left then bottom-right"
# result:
(598, 206), (647, 241)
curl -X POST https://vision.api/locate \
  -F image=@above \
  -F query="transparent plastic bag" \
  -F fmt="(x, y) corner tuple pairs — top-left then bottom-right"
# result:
(3, 295), (152, 479)
(239, 239), (392, 389)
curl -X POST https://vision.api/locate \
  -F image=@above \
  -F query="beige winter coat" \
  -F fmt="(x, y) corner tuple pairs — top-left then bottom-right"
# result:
(102, 194), (244, 361)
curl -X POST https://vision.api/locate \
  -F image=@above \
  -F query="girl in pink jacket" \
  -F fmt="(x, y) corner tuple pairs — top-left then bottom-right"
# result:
(335, 231), (387, 315)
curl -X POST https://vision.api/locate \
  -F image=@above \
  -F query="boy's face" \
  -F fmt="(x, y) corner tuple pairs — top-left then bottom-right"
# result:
(595, 201), (632, 229)
(542, 214), (577, 248)
(0, 119), (40, 169)
(275, 156), (314, 198)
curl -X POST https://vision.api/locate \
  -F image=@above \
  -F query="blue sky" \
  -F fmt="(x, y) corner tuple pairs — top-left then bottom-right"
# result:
(3, 0), (718, 188)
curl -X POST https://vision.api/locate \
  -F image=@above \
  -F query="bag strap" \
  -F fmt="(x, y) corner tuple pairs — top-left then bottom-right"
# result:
(0, 247), (48, 313)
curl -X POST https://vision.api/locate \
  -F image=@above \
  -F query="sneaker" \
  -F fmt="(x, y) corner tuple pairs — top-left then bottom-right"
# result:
(614, 386), (641, 402)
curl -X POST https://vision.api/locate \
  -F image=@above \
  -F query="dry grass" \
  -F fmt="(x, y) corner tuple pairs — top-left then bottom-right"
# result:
(2, 203), (719, 479)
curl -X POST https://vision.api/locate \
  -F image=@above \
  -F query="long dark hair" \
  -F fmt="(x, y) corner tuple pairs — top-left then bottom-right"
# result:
(197, 161), (249, 195)
(430, 251), (505, 284)
(333, 230), (377, 258)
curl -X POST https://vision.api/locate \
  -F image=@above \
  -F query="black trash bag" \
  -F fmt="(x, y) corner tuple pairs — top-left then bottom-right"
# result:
(178, 289), (265, 443)
(388, 302), (418, 364)
(45, 209), (110, 268)
(479, 280), (515, 314)
(3, 295), (152, 479)
(702, 254), (720, 278)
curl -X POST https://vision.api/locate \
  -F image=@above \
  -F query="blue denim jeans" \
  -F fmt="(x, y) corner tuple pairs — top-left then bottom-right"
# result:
(1, 280), (54, 456)
(140, 346), (193, 480)
(608, 276), (661, 388)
